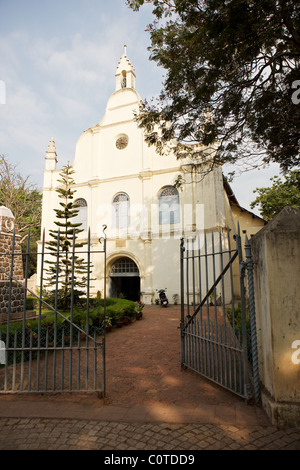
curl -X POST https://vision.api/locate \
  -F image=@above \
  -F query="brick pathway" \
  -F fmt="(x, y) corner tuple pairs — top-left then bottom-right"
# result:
(105, 305), (244, 408)
(0, 305), (299, 451)
(0, 417), (299, 450)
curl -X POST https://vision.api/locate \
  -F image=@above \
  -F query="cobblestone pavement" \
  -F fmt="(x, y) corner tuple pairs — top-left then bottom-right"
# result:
(0, 306), (299, 452)
(0, 417), (299, 451)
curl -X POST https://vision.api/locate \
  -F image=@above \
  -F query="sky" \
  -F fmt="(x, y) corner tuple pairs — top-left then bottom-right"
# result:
(0, 0), (281, 216)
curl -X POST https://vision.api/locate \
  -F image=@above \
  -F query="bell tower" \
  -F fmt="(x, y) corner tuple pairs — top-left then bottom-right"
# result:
(115, 45), (136, 91)
(45, 138), (58, 171)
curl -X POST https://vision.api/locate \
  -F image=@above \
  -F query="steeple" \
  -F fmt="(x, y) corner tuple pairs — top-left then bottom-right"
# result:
(115, 45), (136, 91)
(45, 138), (58, 171)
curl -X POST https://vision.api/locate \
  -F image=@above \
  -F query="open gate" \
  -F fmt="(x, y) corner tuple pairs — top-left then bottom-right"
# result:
(180, 227), (260, 404)
(0, 225), (107, 395)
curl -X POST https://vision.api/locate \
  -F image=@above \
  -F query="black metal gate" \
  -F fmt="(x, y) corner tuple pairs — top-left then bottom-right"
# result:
(0, 227), (107, 395)
(180, 227), (260, 403)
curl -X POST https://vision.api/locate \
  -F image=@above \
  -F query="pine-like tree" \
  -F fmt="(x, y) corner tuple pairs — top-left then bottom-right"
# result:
(44, 164), (89, 310)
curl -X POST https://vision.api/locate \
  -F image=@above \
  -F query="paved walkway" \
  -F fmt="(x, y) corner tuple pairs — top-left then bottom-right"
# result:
(0, 305), (299, 451)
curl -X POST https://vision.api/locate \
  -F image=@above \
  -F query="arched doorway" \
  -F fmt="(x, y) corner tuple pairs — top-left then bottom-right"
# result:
(109, 257), (140, 301)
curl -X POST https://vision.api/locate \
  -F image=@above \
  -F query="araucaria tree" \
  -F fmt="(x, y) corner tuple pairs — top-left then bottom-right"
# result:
(45, 164), (89, 309)
(127, 0), (300, 175)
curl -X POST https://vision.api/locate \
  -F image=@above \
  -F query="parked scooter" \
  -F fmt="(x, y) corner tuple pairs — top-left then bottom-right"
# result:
(157, 288), (168, 307)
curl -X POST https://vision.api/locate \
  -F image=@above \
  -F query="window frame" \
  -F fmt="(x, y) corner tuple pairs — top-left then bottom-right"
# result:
(112, 192), (130, 229)
(74, 198), (88, 231)
(158, 186), (180, 226)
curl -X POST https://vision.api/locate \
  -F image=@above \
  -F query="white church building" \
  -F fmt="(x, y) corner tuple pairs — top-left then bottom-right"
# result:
(39, 48), (265, 304)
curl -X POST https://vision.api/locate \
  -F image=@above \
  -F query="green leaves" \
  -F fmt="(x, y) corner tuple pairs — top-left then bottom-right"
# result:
(44, 164), (90, 309)
(129, 0), (300, 172)
(250, 170), (300, 220)
(0, 155), (42, 241)
(0, 155), (42, 276)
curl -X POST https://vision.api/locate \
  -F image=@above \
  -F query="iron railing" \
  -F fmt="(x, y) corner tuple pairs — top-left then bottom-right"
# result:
(180, 227), (260, 403)
(0, 227), (107, 395)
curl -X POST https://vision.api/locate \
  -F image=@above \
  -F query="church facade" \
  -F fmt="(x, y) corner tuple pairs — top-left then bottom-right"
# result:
(39, 48), (265, 304)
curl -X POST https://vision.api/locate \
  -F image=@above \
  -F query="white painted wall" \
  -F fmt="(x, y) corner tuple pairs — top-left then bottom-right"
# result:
(39, 49), (228, 304)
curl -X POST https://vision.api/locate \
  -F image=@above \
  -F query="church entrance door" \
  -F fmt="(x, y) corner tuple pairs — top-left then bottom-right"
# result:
(109, 257), (140, 301)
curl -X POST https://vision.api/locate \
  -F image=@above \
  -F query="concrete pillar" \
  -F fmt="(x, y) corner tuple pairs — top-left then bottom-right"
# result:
(142, 239), (154, 304)
(250, 207), (300, 427)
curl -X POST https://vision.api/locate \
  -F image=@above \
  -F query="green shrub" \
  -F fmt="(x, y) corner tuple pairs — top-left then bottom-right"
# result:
(26, 296), (38, 310)
(0, 298), (137, 348)
(226, 303), (250, 332)
(63, 297), (136, 328)
(0, 297), (138, 368)
(105, 298), (136, 324)
(227, 303), (252, 362)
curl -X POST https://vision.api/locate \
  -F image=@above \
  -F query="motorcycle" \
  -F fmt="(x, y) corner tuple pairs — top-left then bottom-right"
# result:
(157, 288), (168, 307)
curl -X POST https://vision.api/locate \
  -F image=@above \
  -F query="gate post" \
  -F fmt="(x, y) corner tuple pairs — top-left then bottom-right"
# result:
(245, 236), (261, 404)
(180, 238), (186, 368)
(0, 206), (24, 324)
(235, 227), (251, 400)
(100, 225), (107, 398)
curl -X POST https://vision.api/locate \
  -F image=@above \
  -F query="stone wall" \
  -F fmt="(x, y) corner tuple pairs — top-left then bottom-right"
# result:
(0, 281), (26, 320)
(0, 206), (25, 320)
(0, 225), (23, 282)
(250, 207), (300, 428)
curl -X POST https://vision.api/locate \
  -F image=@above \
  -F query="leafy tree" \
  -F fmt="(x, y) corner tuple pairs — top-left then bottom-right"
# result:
(250, 169), (300, 220)
(127, 0), (300, 175)
(0, 155), (42, 276)
(44, 164), (90, 310)
(0, 155), (42, 242)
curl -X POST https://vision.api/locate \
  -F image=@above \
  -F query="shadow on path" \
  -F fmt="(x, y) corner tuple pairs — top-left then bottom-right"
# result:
(106, 305), (245, 408)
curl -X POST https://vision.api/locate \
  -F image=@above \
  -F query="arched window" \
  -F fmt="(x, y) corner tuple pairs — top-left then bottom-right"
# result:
(159, 187), (180, 225)
(74, 198), (87, 231)
(112, 192), (130, 229)
(110, 257), (139, 276)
